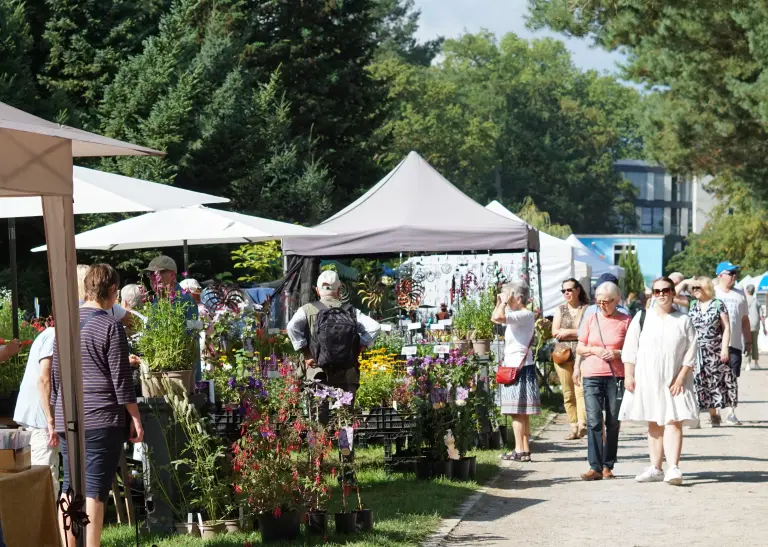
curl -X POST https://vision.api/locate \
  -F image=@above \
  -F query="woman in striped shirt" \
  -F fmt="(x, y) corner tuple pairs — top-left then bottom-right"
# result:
(51, 264), (144, 547)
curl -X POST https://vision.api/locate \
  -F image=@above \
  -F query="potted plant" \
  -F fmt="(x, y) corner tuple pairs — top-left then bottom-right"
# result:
(470, 290), (496, 356)
(328, 389), (359, 535)
(163, 384), (231, 539)
(451, 299), (471, 351)
(137, 292), (200, 397)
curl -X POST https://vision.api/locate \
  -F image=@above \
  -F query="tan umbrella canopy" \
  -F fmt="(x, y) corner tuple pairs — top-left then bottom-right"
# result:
(0, 101), (163, 544)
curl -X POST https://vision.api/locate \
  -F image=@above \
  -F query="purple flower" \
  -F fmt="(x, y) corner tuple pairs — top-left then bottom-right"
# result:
(406, 366), (414, 376)
(247, 377), (257, 389)
(456, 387), (469, 401)
(227, 377), (237, 389)
(339, 391), (354, 406)
(315, 388), (329, 400)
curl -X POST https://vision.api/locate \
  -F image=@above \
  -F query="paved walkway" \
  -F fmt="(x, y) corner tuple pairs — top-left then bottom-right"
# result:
(444, 363), (768, 547)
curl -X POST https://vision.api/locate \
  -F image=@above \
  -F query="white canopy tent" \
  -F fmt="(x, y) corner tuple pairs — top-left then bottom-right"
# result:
(485, 200), (574, 316)
(0, 101), (163, 545)
(283, 151), (539, 256)
(33, 205), (333, 270)
(0, 166), (228, 217)
(565, 234), (624, 279)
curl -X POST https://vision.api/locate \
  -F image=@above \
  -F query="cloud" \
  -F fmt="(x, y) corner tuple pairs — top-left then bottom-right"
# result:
(412, 0), (625, 73)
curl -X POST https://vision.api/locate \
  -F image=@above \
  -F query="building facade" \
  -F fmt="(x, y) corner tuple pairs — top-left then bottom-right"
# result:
(576, 234), (664, 288)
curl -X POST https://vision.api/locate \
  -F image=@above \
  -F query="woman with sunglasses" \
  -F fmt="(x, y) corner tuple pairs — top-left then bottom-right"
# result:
(552, 279), (589, 439)
(575, 281), (631, 480)
(619, 277), (698, 486)
(687, 276), (733, 427)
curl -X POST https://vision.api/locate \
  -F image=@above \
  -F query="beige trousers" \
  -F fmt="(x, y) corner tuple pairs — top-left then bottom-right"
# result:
(554, 361), (587, 426)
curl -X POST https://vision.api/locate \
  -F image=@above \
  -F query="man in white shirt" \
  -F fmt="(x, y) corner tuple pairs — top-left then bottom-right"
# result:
(714, 261), (751, 425)
(12, 327), (58, 494)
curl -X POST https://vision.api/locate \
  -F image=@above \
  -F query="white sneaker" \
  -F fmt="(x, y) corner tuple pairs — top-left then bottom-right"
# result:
(688, 418), (701, 429)
(753, 362), (761, 370)
(746, 362), (752, 371)
(635, 466), (664, 483)
(664, 466), (683, 486)
(726, 414), (741, 426)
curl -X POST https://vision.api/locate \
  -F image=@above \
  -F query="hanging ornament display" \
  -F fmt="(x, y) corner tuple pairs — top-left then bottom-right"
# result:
(394, 278), (425, 310)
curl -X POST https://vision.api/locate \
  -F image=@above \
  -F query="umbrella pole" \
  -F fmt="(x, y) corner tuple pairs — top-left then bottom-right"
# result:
(9, 218), (19, 339)
(183, 239), (190, 273)
(536, 251), (544, 314)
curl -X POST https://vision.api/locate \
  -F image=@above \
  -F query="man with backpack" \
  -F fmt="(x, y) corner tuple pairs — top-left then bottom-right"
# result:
(286, 270), (381, 411)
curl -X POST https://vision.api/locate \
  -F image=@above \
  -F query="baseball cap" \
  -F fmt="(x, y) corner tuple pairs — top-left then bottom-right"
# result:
(145, 255), (178, 273)
(179, 278), (202, 294)
(317, 270), (341, 291)
(716, 261), (740, 276)
(593, 273), (619, 291)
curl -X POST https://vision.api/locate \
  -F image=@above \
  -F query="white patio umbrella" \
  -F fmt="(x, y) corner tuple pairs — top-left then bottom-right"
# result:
(32, 205), (334, 270)
(1, 100), (163, 546)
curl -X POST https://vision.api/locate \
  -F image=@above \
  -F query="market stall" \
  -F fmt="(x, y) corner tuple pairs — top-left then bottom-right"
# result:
(0, 100), (162, 545)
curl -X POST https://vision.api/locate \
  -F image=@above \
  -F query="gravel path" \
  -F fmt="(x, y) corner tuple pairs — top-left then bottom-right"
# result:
(443, 363), (768, 547)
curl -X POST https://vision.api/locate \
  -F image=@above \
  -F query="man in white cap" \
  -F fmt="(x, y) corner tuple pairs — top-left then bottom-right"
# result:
(287, 270), (381, 404)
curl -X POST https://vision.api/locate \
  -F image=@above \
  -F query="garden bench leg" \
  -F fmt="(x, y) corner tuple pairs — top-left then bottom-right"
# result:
(118, 448), (137, 526)
(111, 474), (127, 524)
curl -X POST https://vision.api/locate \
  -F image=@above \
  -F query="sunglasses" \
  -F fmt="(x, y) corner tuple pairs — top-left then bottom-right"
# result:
(653, 287), (673, 296)
(691, 286), (702, 292)
(561, 288), (577, 294)
(596, 300), (614, 306)
(722, 271), (738, 277)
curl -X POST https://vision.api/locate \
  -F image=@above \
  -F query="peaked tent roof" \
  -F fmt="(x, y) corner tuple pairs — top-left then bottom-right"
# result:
(283, 151), (539, 256)
(565, 234), (624, 278)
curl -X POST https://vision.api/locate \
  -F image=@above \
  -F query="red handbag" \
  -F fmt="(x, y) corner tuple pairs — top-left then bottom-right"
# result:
(496, 333), (535, 386)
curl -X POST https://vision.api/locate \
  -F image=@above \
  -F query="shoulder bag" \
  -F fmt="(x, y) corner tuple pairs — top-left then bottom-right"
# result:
(496, 331), (536, 386)
(552, 305), (586, 365)
(594, 313), (624, 401)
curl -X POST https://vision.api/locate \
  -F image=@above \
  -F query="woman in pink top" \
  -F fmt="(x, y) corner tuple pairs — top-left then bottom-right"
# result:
(575, 281), (631, 481)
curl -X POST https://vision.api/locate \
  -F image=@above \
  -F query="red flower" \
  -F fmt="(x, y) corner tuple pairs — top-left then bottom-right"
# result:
(273, 507), (282, 518)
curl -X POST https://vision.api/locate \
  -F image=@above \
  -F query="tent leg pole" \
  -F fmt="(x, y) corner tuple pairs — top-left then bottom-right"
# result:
(9, 218), (19, 339)
(536, 251), (544, 314)
(523, 247), (530, 294)
(183, 240), (190, 274)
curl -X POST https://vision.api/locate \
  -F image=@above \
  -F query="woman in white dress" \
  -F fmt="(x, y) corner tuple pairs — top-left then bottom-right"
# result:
(619, 276), (698, 486)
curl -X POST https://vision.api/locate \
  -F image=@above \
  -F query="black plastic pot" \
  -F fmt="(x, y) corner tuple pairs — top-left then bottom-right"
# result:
(468, 456), (477, 480)
(477, 432), (490, 449)
(498, 425), (509, 445)
(335, 512), (358, 535)
(356, 509), (374, 532)
(489, 430), (504, 449)
(0, 390), (19, 417)
(416, 458), (432, 480)
(307, 511), (327, 535)
(453, 457), (472, 481)
(258, 510), (300, 542)
(432, 459), (454, 479)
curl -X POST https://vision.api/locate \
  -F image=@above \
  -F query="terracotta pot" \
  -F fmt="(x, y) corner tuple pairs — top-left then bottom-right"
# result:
(174, 522), (200, 537)
(223, 519), (240, 533)
(472, 339), (491, 356)
(452, 339), (470, 353)
(199, 521), (224, 540)
(140, 369), (194, 397)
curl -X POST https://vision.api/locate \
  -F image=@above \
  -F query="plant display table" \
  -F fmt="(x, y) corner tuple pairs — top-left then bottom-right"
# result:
(0, 465), (59, 547)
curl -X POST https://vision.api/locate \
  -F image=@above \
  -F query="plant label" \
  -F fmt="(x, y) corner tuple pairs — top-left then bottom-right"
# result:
(430, 324), (444, 331)
(399, 319), (410, 327)
(434, 344), (450, 355)
(408, 322), (422, 330)
(439, 318), (453, 325)
(268, 328), (281, 335)
(402, 346), (417, 356)
(381, 324), (393, 332)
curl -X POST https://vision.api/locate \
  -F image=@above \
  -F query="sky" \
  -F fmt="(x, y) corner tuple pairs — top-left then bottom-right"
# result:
(412, 0), (625, 74)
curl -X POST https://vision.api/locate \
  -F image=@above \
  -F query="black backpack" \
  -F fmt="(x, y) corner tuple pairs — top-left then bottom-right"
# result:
(310, 302), (361, 370)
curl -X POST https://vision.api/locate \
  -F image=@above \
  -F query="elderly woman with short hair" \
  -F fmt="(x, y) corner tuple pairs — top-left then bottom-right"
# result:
(492, 280), (540, 462)
(575, 281), (632, 480)
(619, 277), (698, 486)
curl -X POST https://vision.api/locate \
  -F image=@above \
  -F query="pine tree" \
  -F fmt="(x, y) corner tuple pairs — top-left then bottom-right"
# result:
(0, 0), (37, 108)
(619, 249), (645, 297)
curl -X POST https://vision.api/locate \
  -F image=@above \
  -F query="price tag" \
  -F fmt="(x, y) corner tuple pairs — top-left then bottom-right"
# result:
(434, 344), (450, 354)
(268, 328), (281, 335)
(439, 318), (453, 326)
(381, 324), (393, 332)
(399, 319), (410, 327)
(430, 324), (444, 331)
(402, 346), (417, 356)
(408, 322), (422, 331)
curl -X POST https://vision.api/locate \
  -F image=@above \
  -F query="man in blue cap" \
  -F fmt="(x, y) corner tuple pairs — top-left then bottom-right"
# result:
(714, 261), (751, 425)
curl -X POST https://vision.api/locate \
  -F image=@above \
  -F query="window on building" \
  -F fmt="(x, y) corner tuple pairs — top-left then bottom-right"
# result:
(679, 180), (691, 202)
(688, 207), (693, 234)
(670, 208), (681, 235)
(622, 171), (647, 199)
(641, 207), (664, 234)
(671, 175), (678, 202)
(614, 244), (637, 265)
(654, 172), (666, 201)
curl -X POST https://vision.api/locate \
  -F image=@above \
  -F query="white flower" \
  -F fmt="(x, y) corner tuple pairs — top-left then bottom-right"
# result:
(222, 364), (233, 371)
(204, 363), (212, 372)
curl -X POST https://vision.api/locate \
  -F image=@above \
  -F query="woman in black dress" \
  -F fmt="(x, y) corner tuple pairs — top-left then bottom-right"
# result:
(687, 276), (734, 427)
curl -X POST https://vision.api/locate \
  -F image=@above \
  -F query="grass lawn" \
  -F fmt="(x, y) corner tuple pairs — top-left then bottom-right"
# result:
(102, 405), (557, 546)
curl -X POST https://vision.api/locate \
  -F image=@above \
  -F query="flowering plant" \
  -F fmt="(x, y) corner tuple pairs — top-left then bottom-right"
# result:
(137, 291), (198, 372)
(0, 289), (46, 397)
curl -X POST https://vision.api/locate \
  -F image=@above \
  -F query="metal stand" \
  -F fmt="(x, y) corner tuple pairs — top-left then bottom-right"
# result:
(9, 219), (19, 339)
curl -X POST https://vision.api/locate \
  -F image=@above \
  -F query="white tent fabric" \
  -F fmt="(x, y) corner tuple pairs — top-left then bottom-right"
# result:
(0, 166), (228, 218)
(283, 151), (539, 256)
(33, 205), (332, 251)
(565, 234), (624, 279)
(0, 100), (163, 537)
(486, 201), (574, 315)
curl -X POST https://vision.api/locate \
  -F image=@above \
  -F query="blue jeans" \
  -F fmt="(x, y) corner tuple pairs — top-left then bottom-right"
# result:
(583, 376), (624, 472)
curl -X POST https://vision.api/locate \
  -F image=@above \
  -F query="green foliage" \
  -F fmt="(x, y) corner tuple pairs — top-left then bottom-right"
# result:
(356, 370), (397, 410)
(527, 0), (768, 204)
(137, 296), (197, 371)
(371, 31), (642, 232)
(231, 241), (283, 284)
(619, 250), (645, 296)
(514, 196), (572, 238)
(0, 0), (36, 108)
